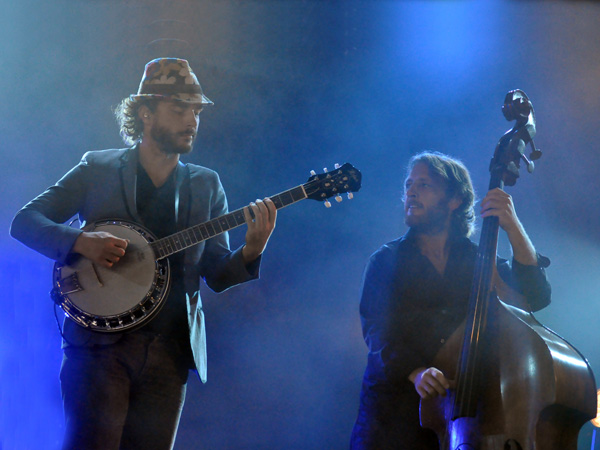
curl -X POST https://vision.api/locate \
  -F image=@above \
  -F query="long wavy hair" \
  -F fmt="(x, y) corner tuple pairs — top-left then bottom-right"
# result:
(406, 151), (477, 238)
(113, 97), (159, 146)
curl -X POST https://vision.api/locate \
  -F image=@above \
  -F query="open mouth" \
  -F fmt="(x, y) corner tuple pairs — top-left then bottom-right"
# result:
(180, 132), (196, 141)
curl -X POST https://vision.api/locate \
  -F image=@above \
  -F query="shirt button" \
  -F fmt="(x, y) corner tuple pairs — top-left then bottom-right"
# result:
(440, 338), (446, 344)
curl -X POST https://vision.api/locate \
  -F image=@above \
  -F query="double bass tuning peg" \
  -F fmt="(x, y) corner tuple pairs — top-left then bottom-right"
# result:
(522, 139), (542, 174)
(529, 139), (542, 161)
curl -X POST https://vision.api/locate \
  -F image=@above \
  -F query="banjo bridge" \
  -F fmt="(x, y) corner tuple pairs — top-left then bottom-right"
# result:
(57, 272), (84, 296)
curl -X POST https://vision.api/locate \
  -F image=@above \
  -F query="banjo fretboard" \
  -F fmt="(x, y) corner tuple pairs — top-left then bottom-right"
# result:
(150, 185), (307, 260)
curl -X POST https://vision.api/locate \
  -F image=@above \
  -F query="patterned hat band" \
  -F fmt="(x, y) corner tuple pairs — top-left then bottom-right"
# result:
(140, 84), (203, 95)
(131, 57), (213, 105)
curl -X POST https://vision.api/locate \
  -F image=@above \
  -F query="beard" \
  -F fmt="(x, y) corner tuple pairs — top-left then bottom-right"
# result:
(150, 124), (196, 155)
(405, 197), (452, 235)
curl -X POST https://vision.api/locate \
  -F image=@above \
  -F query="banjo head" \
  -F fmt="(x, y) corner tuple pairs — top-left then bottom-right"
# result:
(53, 220), (170, 333)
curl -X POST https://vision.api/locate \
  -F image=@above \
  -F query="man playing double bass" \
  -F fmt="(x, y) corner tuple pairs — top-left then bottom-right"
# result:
(350, 151), (551, 449)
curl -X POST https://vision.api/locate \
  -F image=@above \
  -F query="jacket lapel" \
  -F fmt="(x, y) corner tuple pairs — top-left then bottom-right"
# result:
(175, 161), (191, 230)
(119, 145), (143, 224)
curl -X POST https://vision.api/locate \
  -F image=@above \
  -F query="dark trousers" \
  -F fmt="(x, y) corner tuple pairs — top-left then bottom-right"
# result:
(350, 386), (439, 450)
(59, 331), (191, 450)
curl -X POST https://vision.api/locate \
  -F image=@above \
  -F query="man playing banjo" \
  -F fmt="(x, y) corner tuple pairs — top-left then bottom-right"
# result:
(10, 57), (277, 449)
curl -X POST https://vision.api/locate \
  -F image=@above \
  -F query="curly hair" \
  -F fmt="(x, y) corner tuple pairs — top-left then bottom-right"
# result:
(113, 97), (159, 146)
(406, 151), (477, 238)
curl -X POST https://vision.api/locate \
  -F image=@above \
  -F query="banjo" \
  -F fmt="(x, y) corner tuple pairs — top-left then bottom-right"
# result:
(51, 163), (362, 333)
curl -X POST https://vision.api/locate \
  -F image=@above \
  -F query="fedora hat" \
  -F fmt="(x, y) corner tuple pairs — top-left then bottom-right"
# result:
(130, 57), (213, 104)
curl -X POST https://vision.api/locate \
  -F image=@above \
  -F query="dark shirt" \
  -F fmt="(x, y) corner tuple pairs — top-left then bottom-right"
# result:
(135, 162), (188, 346)
(350, 229), (551, 449)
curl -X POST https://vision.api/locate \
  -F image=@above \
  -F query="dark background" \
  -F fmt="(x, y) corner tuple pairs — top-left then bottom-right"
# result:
(1, 1), (599, 449)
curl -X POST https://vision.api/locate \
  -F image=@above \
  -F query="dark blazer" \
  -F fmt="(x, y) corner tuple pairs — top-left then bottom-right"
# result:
(10, 146), (258, 382)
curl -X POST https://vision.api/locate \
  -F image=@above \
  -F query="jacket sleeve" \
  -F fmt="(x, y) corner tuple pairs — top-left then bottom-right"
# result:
(496, 253), (551, 312)
(359, 246), (427, 386)
(195, 171), (260, 293)
(9, 158), (90, 263)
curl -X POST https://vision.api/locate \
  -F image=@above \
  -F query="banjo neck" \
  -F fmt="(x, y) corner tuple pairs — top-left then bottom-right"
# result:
(151, 162), (362, 260)
(151, 184), (308, 260)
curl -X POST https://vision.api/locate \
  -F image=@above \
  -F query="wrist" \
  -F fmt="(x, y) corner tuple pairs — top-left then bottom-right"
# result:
(408, 367), (426, 384)
(242, 245), (260, 265)
(72, 232), (89, 255)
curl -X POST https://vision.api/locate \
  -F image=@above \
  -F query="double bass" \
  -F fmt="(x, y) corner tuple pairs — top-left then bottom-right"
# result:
(420, 90), (597, 449)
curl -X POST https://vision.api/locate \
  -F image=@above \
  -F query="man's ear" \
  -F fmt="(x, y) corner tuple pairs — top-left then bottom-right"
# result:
(138, 105), (151, 122)
(449, 196), (461, 213)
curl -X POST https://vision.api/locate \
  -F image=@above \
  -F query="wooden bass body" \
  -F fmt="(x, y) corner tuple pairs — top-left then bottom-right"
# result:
(421, 298), (597, 449)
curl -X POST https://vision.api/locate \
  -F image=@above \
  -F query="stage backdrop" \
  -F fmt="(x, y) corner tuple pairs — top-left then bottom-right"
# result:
(1, 1), (599, 449)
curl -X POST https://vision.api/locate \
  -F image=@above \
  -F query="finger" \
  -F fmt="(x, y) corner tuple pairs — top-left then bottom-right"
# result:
(108, 246), (126, 257)
(104, 233), (128, 249)
(481, 203), (512, 219)
(432, 371), (450, 390)
(484, 195), (510, 206)
(485, 201), (511, 215)
(417, 387), (429, 399)
(263, 198), (277, 225)
(243, 205), (252, 224)
(113, 238), (129, 249)
(98, 258), (114, 269)
(422, 381), (442, 399)
(480, 209), (499, 220)
(431, 380), (448, 396)
(481, 196), (505, 210)
(487, 187), (508, 197)
(420, 369), (448, 396)
(103, 251), (122, 264)
(417, 384), (432, 399)
(111, 249), (126, 258)
(481, 203), (506, 217)
(253, 199), (268, 223)
(421, 373), (443, 394)
(254, 198), (266, 211)
(244, 203), (256, 225)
